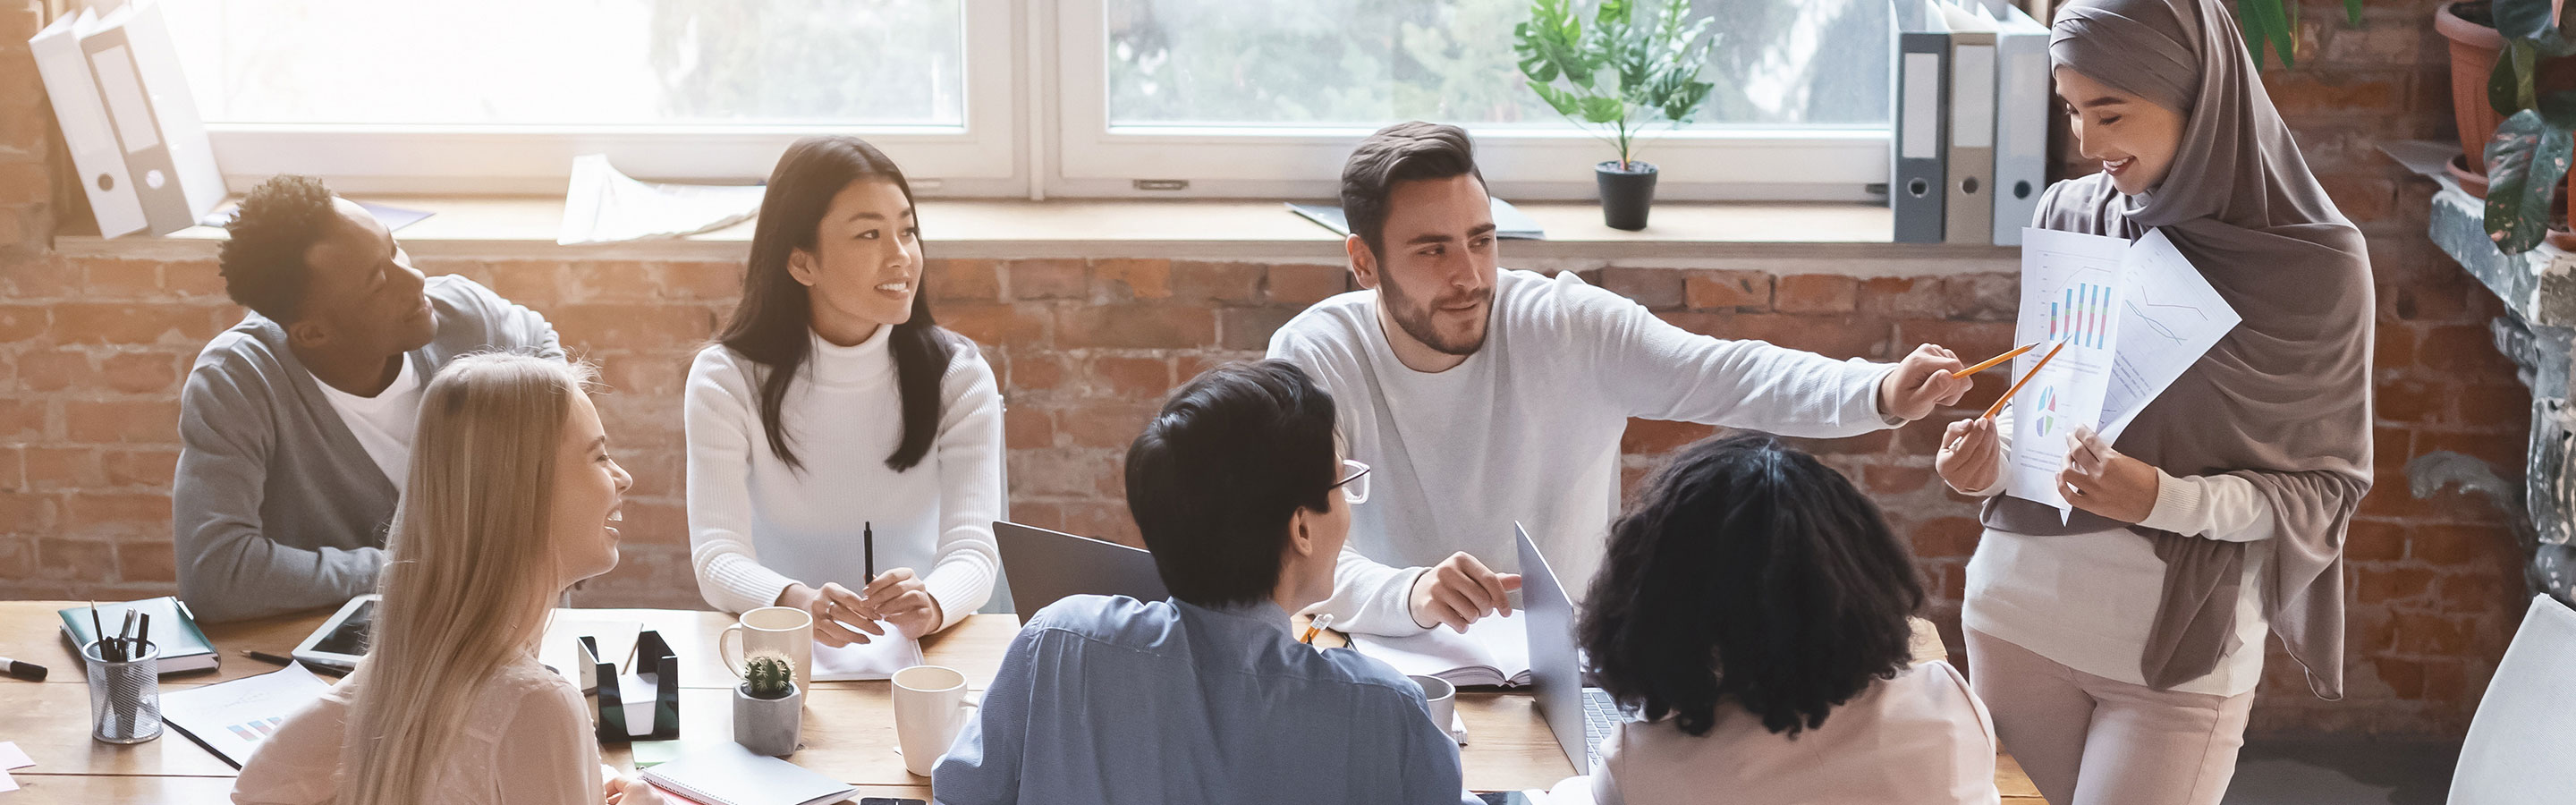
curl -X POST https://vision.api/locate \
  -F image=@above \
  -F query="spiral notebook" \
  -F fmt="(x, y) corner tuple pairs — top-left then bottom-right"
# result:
(642, 742), (854, 805)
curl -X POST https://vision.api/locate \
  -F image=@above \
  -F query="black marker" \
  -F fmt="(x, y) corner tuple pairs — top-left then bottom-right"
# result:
(864, 521), (876, 581)
(0, 657), (47, 682)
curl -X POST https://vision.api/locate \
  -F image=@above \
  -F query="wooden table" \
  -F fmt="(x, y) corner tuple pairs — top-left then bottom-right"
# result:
(0, 603), (2038, 803)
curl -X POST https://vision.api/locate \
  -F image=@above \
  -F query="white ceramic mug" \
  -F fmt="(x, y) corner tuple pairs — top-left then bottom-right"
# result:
(1410, 674), (1458, 741)
(719, 606), (815, 690)
(893, 665), (981, 776)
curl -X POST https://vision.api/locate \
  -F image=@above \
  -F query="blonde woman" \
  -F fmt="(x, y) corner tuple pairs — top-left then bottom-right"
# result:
(234, 353), (665, 805)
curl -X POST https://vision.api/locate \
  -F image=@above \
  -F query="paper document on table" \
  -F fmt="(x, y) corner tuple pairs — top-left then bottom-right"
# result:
(2007, 228), (2129, 514)
(157, 662), (331, 768)
(2097, 229), (2241, 442)
(557, 154), (766, 245)
(1347, 611), (1532, 687)
(809, 631), (925, 681)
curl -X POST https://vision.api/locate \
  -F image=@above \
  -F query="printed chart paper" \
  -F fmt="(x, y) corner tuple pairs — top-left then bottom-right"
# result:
(2008, 228), (2129, 513)
(2097, 229), (2243, 442)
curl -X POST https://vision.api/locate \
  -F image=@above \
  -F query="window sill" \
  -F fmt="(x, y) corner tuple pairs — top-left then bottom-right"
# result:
(51, 196), (2017, 272)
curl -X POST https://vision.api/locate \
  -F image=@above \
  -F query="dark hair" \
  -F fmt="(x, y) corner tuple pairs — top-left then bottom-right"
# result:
(217, 174), (338, 323)
(1123, 360), (1339, 608)
(1339, 121), (1485, 258)
(717, 136), (959, 472)
(1580, 432), (1926, 738)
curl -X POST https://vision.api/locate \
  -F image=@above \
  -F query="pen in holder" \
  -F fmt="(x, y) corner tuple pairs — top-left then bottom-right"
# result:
(82, 640), (162, 744)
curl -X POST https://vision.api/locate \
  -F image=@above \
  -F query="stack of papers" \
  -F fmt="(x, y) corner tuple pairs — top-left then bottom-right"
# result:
(1348, 612), (1532, 688)
(157, 663), (332, 768)
(809, 632), (924, 682)
(642, 742), (855, 805)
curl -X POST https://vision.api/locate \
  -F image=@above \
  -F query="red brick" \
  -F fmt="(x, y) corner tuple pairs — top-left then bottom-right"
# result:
(2390, 611), (2470, 656)
(2374, 378), (2443, 423)
(1940, 275), (2018, 321)
(1004, 407), (1055, 450)
(165, 260), (228, 299)
(1688, 311), (1889, 360)
(2317, 174), (2395, 224)
(1911, 517), (1983, 558)
(2344, 519), (2406, 562)
(1895, 320), (2013, 360)
(2372, 657), (2425, 699)
(1091, 356), (1174, 399)
(115, 542), (176, 583)
(1058, 306), (1216, 350)
(2454, 383), (2532, 428)
(0, 303), (44, 342)
(944, 302), (1049, 349)
(101, 351), (185, 394)
(63, 399), (180, 444)
(1008, 352), (1072, 391)
(0, 161), (47, 205)
(15, 349), (86, 392)
(2373, 325), (2418, 369)
(483, 259), (570, 306)
(925, 258), (1000, 302)
(2264, 72), (2403, 118)
(1009, 259), (1087, 300)
(1092, 258), (1174, 301)
(1620, 419), (1719, 454)
(1864, 462), (1936, 495)
(1169, 261), (1266, 304)
(2420, 657), (2470, 704)
(598, 355), (690, 398)
(1775, 275), (1859, 314)
(1063, 403), (1159, 449)
(62, 492), (166, 539)
(1859, 277), (1946, 318)
(1683, 270), (1771, 310)
(1266, 264), (1352, 305)
(564, 260), (658, 302)
(21, 447), (100, 490)
(2379, 281), (2474, 324)
(1216, 307), (1296, 352)
(0, 254), (75, 298)
(1008, 450), (1123, 498)
(0, 399), (40, 441)
(82, 258), (161, 298)
(2410, 524), (2505, 565)
(2419, 325), (2501, 369)
(1589, 267), (1684, 310)
(2356, 566), (2435, 605)
(548, 304), (716, 351)
(49, 302), (223, 345)
(34, 538), (113, 582)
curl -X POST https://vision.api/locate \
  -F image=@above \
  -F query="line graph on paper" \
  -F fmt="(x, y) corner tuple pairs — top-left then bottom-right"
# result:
(2122, 287), (2216, 347)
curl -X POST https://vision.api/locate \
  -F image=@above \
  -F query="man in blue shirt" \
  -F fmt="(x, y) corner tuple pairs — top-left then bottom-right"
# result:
(934, 360), (1473, 805)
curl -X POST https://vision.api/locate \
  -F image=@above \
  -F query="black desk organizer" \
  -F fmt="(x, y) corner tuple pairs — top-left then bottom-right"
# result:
(584, 630), (679, 741)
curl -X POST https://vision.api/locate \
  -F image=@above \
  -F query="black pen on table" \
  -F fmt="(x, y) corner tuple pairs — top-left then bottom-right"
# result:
(0, 656), (47, 682)
(244, 650), (349, 678)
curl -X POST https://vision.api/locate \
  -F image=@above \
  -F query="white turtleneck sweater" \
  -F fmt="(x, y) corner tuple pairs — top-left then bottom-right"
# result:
(684, 325), (1004, 631)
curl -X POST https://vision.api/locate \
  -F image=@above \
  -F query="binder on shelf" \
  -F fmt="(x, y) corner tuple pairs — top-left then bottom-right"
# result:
(1938, 0), (1997, 245)
(28, 10), (145, 238)
(110, 1), (225, 229)
(1991, 4), (2052, 245)
(1891, 0), (1951, 244)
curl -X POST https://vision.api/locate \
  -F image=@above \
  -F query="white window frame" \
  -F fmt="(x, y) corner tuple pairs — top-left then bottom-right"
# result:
(200, 0), (1027, 197)
(1042, 0), (1891, 202)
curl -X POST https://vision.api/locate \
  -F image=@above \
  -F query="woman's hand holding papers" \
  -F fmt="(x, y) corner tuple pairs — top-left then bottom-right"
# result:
(2057, 427), (2158, 524)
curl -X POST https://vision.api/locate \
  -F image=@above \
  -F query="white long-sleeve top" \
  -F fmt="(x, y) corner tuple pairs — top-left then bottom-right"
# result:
(1955, 408), (2277, 696)
(684, 326), (1004, 631)
(1267, 269), (1900, 636)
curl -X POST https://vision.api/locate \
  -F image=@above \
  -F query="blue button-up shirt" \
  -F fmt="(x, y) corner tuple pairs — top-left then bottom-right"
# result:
(933, 595), (1475, 805)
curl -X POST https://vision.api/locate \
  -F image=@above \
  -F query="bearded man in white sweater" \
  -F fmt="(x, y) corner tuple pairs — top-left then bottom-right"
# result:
(1267, 122), (1977, 636)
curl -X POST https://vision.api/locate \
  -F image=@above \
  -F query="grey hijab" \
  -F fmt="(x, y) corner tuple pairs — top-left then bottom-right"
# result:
(1983, 0), (2374, 699)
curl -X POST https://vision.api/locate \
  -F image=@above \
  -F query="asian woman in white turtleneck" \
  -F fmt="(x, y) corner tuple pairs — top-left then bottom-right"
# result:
(684, 136), (1003, 644)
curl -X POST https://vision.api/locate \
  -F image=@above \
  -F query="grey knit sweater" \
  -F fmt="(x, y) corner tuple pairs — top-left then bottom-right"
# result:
(172, 275), (561, 623)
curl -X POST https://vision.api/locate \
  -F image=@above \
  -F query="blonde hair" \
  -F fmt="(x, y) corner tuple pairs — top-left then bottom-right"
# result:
(340, 352), (597, 805)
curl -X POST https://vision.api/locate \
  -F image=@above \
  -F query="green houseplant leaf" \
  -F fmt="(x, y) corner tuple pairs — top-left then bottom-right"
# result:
(1513, 0), (1717, 170)
(2485, 107), (2574, 254)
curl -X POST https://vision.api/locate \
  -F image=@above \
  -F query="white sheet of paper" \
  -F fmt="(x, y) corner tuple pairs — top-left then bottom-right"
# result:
(2097, 229), (2242, 442)
(156, 662), (332, 767)
(1347, 611), (1532, 687)
(557, 154), (767, 246)
(0, 769), (17, 792)
(809, 629), (925, 682)
(0, 741), (30, 770)
(2008, 228), (2131, 514)
(539, 616), (642, 692)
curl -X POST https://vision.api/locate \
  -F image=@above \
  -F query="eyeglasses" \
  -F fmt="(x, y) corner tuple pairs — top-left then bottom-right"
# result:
(1327, 459), (1371, 504)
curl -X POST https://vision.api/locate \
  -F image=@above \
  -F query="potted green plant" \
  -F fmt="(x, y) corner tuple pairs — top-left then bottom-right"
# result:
(1513, 0), (1716, 231)
(733, 651), (801, 757)
(2478, 0), (2576, 253)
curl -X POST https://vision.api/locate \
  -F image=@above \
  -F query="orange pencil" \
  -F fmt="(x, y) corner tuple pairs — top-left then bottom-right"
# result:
(1950, 343), (2038, 378)
(1980, 341), (2067, 420)
(1299, 614), (1335, 645)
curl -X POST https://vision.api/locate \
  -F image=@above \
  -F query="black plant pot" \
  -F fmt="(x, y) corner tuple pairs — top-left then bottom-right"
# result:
(1596, 160), (1659, 231)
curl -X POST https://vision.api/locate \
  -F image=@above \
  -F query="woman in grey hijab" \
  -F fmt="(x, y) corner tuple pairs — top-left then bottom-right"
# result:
(1931, 0), (2373, 802)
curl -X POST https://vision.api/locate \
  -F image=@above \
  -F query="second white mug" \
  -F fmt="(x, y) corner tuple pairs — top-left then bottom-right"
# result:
(892, 664), (980, 777)
(718, 606), (815, 690)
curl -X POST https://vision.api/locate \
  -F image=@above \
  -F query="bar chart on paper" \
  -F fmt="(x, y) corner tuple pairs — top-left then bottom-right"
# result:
(2047, 283), (2114, 349)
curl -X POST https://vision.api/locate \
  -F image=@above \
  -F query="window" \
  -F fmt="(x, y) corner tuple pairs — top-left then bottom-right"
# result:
(1055, 0), (1892, 200)
(150, 0), (1889, 199)
(161, 0), (1021, 195)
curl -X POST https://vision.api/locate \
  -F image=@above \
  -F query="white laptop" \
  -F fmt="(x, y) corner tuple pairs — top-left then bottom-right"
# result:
(1518, 523), (1623, 772)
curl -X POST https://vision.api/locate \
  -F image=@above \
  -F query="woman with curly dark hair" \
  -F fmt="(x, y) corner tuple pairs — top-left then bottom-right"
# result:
(1545, 432), (1999, 805)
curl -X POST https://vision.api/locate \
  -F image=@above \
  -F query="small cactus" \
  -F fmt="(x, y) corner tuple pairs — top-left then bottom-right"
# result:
(742, 651), (794, 699)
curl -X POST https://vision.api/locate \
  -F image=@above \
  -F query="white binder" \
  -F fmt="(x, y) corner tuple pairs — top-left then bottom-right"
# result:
(27, 10), (146, 238)
(114, 2), (225, 225)
(68, 1), (221, 236)
(1991, 5), (2052, 245)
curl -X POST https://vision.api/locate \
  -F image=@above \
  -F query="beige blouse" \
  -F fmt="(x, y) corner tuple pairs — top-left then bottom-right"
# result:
(233, 655), (606, 805)
(1548, 661), (2002, 805)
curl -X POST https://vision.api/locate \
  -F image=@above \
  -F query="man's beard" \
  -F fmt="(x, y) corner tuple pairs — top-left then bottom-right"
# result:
(1381, 272), (1491, 357)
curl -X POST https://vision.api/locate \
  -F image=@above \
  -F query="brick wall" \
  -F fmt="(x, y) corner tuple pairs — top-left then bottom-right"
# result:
(0, 0), (2536, 738)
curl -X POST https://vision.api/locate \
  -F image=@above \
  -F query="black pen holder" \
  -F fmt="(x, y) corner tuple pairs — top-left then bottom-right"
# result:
(586, 630), (680, 741)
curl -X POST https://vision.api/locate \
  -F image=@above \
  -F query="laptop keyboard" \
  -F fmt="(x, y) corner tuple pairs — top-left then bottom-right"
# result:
(1581, 688), (1618, 763)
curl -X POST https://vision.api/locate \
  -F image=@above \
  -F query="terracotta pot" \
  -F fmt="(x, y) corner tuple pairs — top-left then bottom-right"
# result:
(2438, 2), (2576, 180)
(2449, 153), (2492, 198)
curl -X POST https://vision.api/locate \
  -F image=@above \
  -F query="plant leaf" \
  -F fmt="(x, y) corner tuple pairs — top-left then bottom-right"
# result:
(2484, 108), (2574, 254)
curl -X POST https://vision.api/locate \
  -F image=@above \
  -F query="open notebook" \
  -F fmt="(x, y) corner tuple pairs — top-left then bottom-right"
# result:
(643, 742), (854, 805)
(1348, 612), (1532, 688)
(809, 631), (924, 682)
